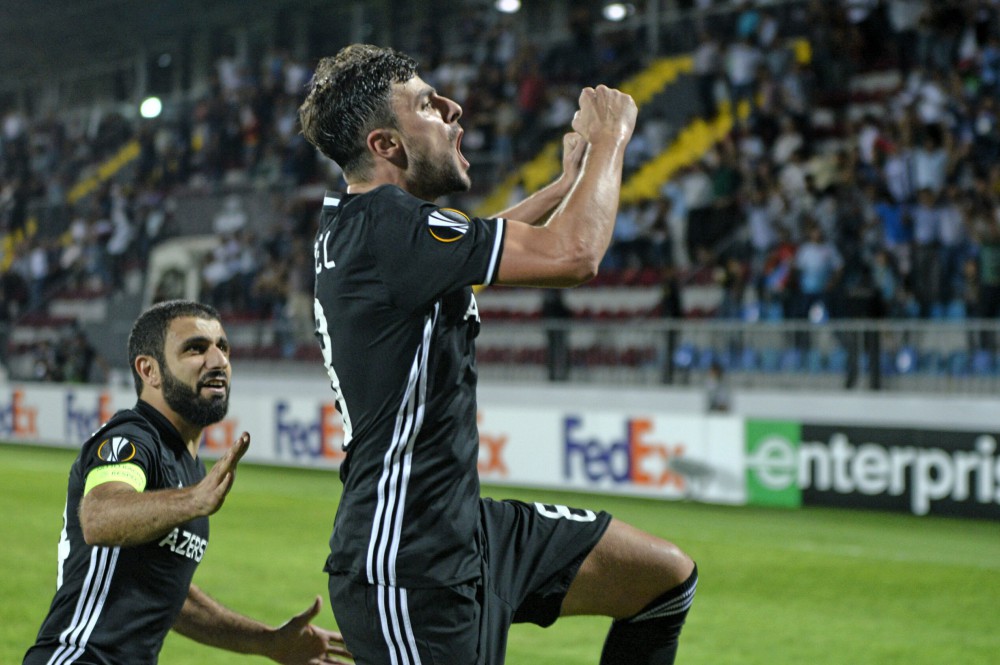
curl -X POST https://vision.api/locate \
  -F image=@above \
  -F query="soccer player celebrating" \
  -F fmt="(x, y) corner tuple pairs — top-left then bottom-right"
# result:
(299, 44), (697, 664)
(24, 300), (351, 665)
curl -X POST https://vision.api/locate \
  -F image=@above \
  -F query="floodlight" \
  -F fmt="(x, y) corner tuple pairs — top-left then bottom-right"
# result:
(140, 96), (163, 119)
(495, 0), (520, 14)
(603, 3), (634, 21)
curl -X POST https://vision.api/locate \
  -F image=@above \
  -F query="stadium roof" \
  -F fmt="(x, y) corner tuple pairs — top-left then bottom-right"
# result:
(0, 0), (395, 90)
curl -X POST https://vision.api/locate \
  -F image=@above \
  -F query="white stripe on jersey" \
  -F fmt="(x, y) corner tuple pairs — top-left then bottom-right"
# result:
(366, 303), (438, 586)
(323, 195), (341, 208)
(377, 585), (422, 665)
(484, 218), (505, 285)
(386, 309), (433, 584)
(48, 546), (120, 665)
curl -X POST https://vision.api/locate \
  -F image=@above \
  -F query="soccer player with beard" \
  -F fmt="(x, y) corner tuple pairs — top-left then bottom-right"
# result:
(24, 300), (352, 665)
(299, 45), (697, 664)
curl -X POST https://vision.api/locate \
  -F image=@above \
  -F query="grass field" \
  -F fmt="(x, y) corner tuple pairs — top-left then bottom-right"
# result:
(3, 442), (998, 665)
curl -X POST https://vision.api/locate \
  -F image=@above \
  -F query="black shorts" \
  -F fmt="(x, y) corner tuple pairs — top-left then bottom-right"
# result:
(328, 497), (612, 665)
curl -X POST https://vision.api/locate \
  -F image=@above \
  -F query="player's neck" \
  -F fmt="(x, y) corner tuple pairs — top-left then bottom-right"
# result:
(141, 393), (204, 458)
(345, 181), (384, 195)
(346, 161), (409, 195)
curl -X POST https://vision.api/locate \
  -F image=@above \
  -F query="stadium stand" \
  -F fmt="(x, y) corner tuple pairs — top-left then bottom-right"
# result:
(3, 0), (1000, 393)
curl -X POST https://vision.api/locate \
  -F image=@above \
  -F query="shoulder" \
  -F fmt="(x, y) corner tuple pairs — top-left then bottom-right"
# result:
(83, 408), (161, 457)
(367, 185), (430, 215)
(325, 186), (429, 227)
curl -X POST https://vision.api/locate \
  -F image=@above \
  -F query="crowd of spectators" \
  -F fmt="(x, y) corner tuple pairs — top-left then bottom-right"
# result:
(591, 0), (1000, 330)
(1, 2), (648, 325)
(5, 0), (1000, 379)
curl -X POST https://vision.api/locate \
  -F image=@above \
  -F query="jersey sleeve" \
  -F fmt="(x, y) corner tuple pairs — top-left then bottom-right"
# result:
(367, 188), (505, 309)
(79, 427), (159, 495)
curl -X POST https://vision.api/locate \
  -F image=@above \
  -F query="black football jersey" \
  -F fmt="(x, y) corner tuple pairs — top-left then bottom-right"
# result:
(314, 185), (505, 588)
(24, 401), (208, 665)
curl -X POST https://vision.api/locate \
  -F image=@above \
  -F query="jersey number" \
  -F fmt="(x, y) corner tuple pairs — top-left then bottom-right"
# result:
(533, 502), (597, 522)
(314, 298), (354, 448)
(56, 501), (70, 589)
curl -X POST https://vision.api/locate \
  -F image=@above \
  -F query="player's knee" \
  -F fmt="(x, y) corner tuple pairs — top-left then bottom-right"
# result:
(627, 562), (698, 625)
(657, 540), (695, 589)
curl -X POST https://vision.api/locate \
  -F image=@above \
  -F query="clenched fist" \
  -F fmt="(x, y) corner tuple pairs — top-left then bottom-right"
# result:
(571, 85), (637, 146)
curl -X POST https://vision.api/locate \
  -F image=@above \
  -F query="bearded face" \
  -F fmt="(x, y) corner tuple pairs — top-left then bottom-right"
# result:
(160, 362), (229, 427)
(405, 131), (471, 201)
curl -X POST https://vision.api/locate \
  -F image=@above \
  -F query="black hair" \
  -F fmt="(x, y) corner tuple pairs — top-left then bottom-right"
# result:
(298, 44), (418, 180)
(127, 300), (220, 397)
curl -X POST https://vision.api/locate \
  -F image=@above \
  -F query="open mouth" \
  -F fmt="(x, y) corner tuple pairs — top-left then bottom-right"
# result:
(198, 376), (228, 395)
(456, 128), (469, 169)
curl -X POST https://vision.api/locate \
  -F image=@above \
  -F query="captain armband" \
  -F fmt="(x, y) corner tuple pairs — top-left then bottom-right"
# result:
(84, 463), (148, 495)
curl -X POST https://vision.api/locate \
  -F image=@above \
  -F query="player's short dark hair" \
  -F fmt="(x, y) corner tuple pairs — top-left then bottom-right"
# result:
(299, 44), (418, 180)
(127, 300), (220, 397)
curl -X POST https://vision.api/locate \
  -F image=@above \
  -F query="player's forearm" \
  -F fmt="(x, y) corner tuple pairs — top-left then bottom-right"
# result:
(493, 174), (574, 226)
(79, 484), (208, 547)
(544, 136), (629, 280)
(173, 584), (278, 658)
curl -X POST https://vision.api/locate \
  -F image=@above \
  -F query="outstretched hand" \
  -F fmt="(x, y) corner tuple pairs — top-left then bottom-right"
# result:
(270, 596), (353, 665)
(191, 431), (250, 517)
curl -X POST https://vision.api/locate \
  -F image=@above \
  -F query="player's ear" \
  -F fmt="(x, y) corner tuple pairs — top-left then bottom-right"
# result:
(367, 128), (404, 163)
(135, 355), (161, 390)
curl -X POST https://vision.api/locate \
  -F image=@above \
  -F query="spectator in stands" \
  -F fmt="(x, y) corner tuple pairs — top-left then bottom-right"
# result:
(607, 202), (651, 275)
(106, 185), (135, 292)
(724, 35), (762, 118)
(213, 194), (248, 236)
(639, 198), (677, 270)
(31, 339), (61, 382)
(792, 223), (843, 324)
(692, 30), (722, 117)
(249, 253), (289, 319)
(887, 0), (927, 75)
(61, 325), (105, 384)
(716, 255), (748, 320)
(871, 248), (903, 317)
(761, 225), (797, 319)
(657, 264), (684, 384)
(26, 238), (51, 310)
(15, 0), (1000, 379)
(679, 160), (717, 258)
(911, 187), (942, 316)
(744, 186), (777, 297)
(705, 360), (732, 412)
(911, 125), (950, 194)
(972, 211), (1000, 320)
(541, 289), (572, 382)
(937, 183), (969, 307)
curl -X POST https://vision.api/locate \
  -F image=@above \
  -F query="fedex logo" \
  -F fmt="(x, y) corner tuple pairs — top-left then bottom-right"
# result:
(477, 411), (509, 477)
(0, 390), (38, 439)
(65, 391), (114, 441)
(564, 416), (685, 488)
(200, 418), (240, 452)
(275, 401), (345, 462)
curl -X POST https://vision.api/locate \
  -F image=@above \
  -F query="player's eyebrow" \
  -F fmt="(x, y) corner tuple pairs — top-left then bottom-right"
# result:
(417, 86), (436, 106)
(180, 335), (229, 352)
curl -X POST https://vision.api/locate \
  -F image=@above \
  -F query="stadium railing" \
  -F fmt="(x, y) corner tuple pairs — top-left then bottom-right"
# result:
(196, 316), (1000, 395)
(470, 318), (1000, 394)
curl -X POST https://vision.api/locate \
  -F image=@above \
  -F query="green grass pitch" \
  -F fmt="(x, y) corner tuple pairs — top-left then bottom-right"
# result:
(3, 442), (998, 664)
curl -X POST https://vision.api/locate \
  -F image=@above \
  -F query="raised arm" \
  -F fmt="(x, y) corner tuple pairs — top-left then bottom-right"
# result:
(78, 432), (250, 547)
(174, 586), (352, 665)
(491, 132), (587, 225)
(496, 85), (637, 287)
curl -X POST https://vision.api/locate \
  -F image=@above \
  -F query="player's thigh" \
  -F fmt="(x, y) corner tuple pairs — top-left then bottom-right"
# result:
(560, 518), (694, 620)
(329, 574), (480, 665)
